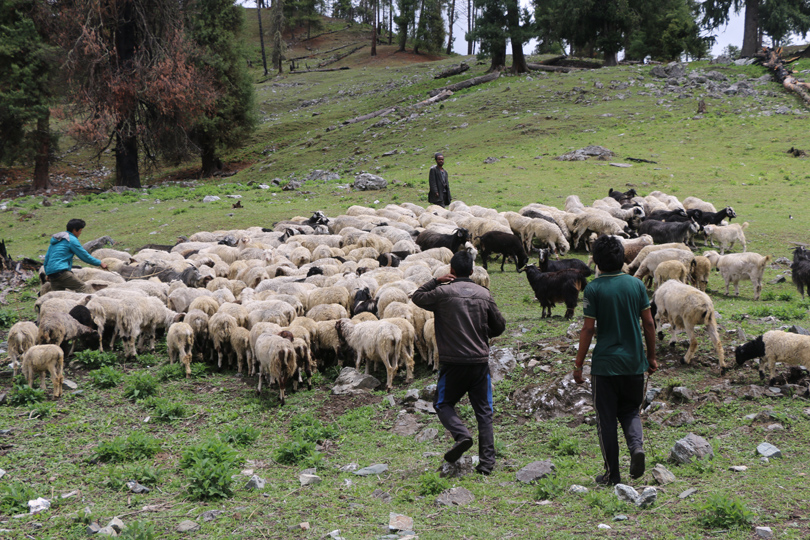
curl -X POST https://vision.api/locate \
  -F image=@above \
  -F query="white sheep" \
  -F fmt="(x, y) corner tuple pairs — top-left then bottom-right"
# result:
(305, 286), (350, 312)
(167, 322), (195, 377)
(8, 321), (38, 377)
(691, 255), (711, 292)
(633, 248), (695, 288)
(627, 242), (690, 274)
(704, 250), (771, 300)
(423, 318), (438, 370)
(183, 309), (210, 361)
(703, 222), (748, 254)
(570, 212), (628, 251)
(734, 330), (810, 381)
(254, 333), (297, 404)
(653, 260), (690, 289)
(521, 218), (570, 257)
(208, 312), (238, 368)
(188, 296), (220, 317)
(230, 326), (252, 375)
(682, 196), (717, 213)
(36, 312), (95, 355)
(21, 344), (65, 398)
(305, 303), (349, 322)
(652, 280), (725, 369)
(335, 318), (403, 390)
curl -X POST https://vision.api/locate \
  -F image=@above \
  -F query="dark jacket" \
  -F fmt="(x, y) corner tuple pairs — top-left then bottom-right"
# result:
(428, 166), (451, 206)
(412, 277), (505, 364)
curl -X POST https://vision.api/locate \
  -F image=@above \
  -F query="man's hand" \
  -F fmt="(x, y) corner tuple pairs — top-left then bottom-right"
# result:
(647, 357), (658, 375)
(573, 369), (585, 384)
(436, 274), (455, 284)
(100, 262), (108, 270)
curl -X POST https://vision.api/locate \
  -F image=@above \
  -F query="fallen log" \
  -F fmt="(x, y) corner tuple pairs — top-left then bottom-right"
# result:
(289, 66), (351, 74)
(526, 63), (582, 73)
(413, 90), (453, 107)
(760, 47), (810, 106)
(434, 62), (469, 79)
(342, 106), (398, 126)
(318, 45), (366, 68)
(428, 71), (500, 97)
(289, 40), (361, 61)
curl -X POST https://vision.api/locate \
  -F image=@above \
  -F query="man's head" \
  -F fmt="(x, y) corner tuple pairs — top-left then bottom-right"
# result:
(434, 153), (444, 167)
(591, 235), (625, 273)
(450, 250), (473, 278)
(66, 218), (86, 235)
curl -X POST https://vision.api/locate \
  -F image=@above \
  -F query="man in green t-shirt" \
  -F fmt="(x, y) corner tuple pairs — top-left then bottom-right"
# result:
(574, 235), (657, 486)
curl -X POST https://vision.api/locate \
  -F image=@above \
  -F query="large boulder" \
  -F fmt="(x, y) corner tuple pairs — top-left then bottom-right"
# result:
(331, 367), (381, 395)
(516, 460), (555, 484)
(488, 347), (516, 383)
(669, 433), (713, 464)
(353, 173), (387, 191)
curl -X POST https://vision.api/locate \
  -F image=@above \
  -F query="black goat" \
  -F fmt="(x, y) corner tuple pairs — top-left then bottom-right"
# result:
(415, 227), (470, 253)
(537, 249), (592, 277)
(696, 206), (736, 226)
(608, 188), (638, 204)
(646, 208), (688, 222)
(637, 219), (700, 245)
(519, 265), (588, 318)
(479, 231), (528, 272)
(377, 253), (402, 267)
(351, 287), (376, 316)
(792, 246), (810, 299)
(685, 208), (704, 223)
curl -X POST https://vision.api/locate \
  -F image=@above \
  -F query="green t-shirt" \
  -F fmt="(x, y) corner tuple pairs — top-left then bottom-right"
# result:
(582, 271), (650, 376)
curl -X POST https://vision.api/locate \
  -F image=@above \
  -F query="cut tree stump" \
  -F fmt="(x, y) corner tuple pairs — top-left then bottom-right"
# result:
(428, 71), (500, 97)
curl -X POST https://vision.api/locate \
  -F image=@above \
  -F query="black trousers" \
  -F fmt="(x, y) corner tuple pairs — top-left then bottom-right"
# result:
(592, 373), (645, 483)
(434, 363), (495, 469)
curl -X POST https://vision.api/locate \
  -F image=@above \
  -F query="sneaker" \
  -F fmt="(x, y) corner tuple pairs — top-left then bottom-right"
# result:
(629, 450), (646, 479)
(595, 473), (620, 486)
(443, 437), (473, 463)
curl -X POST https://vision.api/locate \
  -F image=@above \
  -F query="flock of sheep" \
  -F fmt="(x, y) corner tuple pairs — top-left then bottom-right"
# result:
(6, 189), (810, 403)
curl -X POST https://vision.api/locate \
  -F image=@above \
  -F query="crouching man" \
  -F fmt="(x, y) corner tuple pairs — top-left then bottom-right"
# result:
(412, 251), (505, 475)
(43, 218), (107, 293)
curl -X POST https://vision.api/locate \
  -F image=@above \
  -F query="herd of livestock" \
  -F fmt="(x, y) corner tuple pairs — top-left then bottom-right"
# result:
(7, 188), (810, 403)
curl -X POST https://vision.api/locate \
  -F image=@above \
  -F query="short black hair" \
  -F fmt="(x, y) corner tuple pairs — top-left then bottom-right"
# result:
(66, 219), (86, 233)
(434, 152), (443, 159)
(450, 250), (473, 277)
(591, 235), (625, 273)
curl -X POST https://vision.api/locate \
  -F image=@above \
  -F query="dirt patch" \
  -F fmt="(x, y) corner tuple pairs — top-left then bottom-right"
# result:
(316, 392), (381, 418)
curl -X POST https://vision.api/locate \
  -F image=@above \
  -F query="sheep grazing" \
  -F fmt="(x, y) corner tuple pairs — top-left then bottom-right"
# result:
(208, 312), (238, 368)
(791, 246), (810, 299)
(167, 322), (195, 377)
(479, 231), (528, 272)
(703, 222), (748, 254)
(651, 280), (725, 369)
(637, 219), (700, 246)
(351, 287), (376, 316)
(519, 265), (588, 318)
(254, 333), (297, 405)
(36, 311), (96, 357)
(618, 234), (654, 264)
(537, 249), (592, 276)
(21, 344), (65, 399)
(653, 260), (690, 289)
(633, 248), (695, 288)
(703, 250), (771, 301)
(335, 318), (403, 390)
(230, 326), (252, 375)
(415, 228), (470, 253)
(291, 337), (314, 392)
(7, 321), (38, 377)
(690, 255), (711, 292)
(735, 330), (810, 382)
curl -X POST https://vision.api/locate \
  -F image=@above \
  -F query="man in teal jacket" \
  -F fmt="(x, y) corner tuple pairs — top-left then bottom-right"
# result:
(43, 218), (108, 293)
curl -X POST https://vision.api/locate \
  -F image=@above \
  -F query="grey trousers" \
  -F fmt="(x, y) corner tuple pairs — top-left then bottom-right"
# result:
(47, 270), (94, 294)
(592, 373), (645, 484)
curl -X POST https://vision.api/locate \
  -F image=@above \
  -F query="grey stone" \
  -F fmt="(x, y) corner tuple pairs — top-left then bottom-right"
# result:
(413, 399), (436, 414)
(306, 170), (340, 182)
(766, 423), (783, 431)
(126, 481), (150, 494)
(789, 325), (810, 336)
(62, 379), (78, 390)
(389, 513), (413, 532)
(176, 520), (200, 533)
(598, 524), (612, 530)
(483, 157), (500, 164)
(402, 389), (420, 403)
(353, 173), (387, 191)
(299, 474), (322, 486)
(512, 370), (594, 421)
(203, 195), (221, 202)
(415, 428), (439, 443)
(755, 526), (773, 538)
(556, 145), (615, 161)
(439, 456), (478, 478)
(340, 463), (359, 472)
(436, 486), (475, 506)
(609, 163), (632, 168)
(200, 510), (223, 522)
(664, 411), (695, 427)
(382, 395), (395, 407)
(644, 387), (661, 407)
(678, 488), (698, 499)
(87, 523), (101, 534)
(107, 517), (125, 533)
(283, 180), (302, 191)
(651, 464), (676, 485)
(392, 412), (420, 436)
(245, 475), (266, 489)
(670, 433), (714, 464)
(769, 275), (786, 284)
(729, 465), (748, 472)
(354, 464), (389, 476)
(488, 347), (516, 383)
(0, 468), (5, 479)
(332, 367), (381, 395)
(756, 442), (782, 458)
(569, 485), (588, 494)
(97, 525), (118, 536)
(614, 484), (639, 504)
(516, 460), (556, 484)
(671, 386), (695, 401)
(372, 489), (392, 503)
(420, 384), (437, 402)
(637, 487), (657, 508)
(650, 66), (668, 78)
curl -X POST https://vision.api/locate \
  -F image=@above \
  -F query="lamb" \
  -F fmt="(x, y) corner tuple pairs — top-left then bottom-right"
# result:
(653, 260), (690, 289)
(735, 330), (810, 382)
(21, 344), (65, 398)
(208, 312), (238, 368)
(691, 255), (711, 292)
(335, 318), (403, 390)
(637, 219), (700, 246)
(703, 250), (771, 300)
(790, 246), (810, 299)
(415, 228), (470, 253)
(7, 321), (38, 377)
(478, 231), (528, 272)
(703, 222), (748, 254)
(254, 333), (297, 404)
(167, 322), (195, 377)
(651, 280), (725, 369)
(633, 248), (695, 288)
(183, 309), (210, 361)
(518, 266), (588, 318)
(230, 326), (252, 375)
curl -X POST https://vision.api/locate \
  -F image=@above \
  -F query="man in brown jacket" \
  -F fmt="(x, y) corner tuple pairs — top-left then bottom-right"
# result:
(412, 251), (505, 474)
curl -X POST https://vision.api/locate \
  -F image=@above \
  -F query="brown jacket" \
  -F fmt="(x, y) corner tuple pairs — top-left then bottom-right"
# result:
(412, 277), (505, 364)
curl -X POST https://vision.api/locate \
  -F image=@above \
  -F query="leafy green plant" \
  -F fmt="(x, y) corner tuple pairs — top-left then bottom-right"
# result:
(123, 371), (159, 400)
(30, 402), (54, 419)
(584, 490), (630, 516)
(336, 405), (376, 433)
(0, 308), (19, 328)
(142, 396), (187, 422)
(180, 438), (240, 470)
(534, 475), (567, 500)
(220, 425), (260, 447)
(73, 350), (119, 370)
(132, 353), (159, 367)
(90, 366), (124, 388)
(418, 472), (449, 496)
(106, 463), (163, 491)
(7, 382), (46, 406)
(290, 412), (339, 443)
(93, 432), (162, 463)
(698, 493), (755, 529)
(186, 458), (235, 500)
(157, 362), (207, 381)
(274, 436), (321, 466)
(0, 481), (37, 514)
(548, 429), (581, 456)
(119, 521), (156, 540)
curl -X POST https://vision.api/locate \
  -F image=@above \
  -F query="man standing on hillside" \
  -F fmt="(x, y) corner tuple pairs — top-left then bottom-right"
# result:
(412, 251), (505, 475)
(43, 218), (107, 293)
(428, 152), (451, 207)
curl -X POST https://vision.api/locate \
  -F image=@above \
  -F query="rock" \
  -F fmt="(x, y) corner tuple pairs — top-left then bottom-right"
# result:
(637, 487), (657, 508)
(402, 389), (420, 403)
(126, 481), (150, 494)
(245, 475), (266, 489)
(756, 442), (782, 458)
(392, 412), (420, 436)
(614, 484), (639, 504)
(644, 387), (661, 407)
(340, 463), (358, 472)
(420, 384), (437, 402)
(0, 469), (5, 480)
(283, 180), (302, 191)
(354, 464), (389, 476)
(569, 485), (588, 494)
(651, 464), (676, 485)
(678, 488), (698, 499)
(299, 474), (322, 486)
(566, 322), (581, 339)
(671, 386), (695, 401)
(789, 325), (810, 336)
(413, 400), (436, 414)
(597, 524), (611, 530)
(415, 428), (439, 443)
(609, 163), (632, 168)
(306, 170), (340, 182)
(488, 347), (517, 383)
(527, 359), (539, 368)
(97, 525), (118, 536)
(353, 173), (387, 190)
(203, 195), (220, 202)
(729, 465), (748, 472)
(556, 145), (614, 161)
(664, 411), (695, 427)
(87, 523), (101, 534)
(755, 526), (773, 538)
(613, 515), (628, 522)
(650, 66), (668, 78)
(436, 487), (475, 506)
(512, 371), (594, 421)
(766, 423), (783, 431)
(176, 520), (200, 533)
(107, 517), (125, 533)
(670, 433), (714, 464)
(82, 236), (114, 253)
(200, 510), (223, 522)
(769, 275), (786, 284)
(372, 489), (392, 503)
(516, 460), (555, 484)
(389, 513), (413, 532)
(332, 367), (381, 395)
(27, 498), (50, 514)
(382, 395), (395, 407)
(483, 157), (500, 164)
(439, 456), (478, 478)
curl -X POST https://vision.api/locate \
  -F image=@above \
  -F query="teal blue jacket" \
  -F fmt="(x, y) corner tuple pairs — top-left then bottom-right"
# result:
(43, 232), (101, 276)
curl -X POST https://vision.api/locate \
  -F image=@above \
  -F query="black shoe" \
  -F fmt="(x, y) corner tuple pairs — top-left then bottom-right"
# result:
(595, 473), (620, 486)
(629, 450), (646, 479)
(475, 464), (493, 476)
(444, 437), (473, 463)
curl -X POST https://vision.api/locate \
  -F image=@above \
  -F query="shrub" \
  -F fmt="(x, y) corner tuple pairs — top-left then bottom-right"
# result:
(0, 309), (19, 328)
(548, 429), (581, 456)
(106, 463), (162, 491)
(534, 475), (567, 500)
(157, 362), (207, 381)
(180, 438), (240, 470)
(220, 426), (260, 447)
(142, 397), (187, 422)
(73, 350), (118, 370)
(30, 402), (54, 419)
(123, 372), (159, 401)
(0, 481), (37, 514)
(132, 353), (159, 367)
(7, 382), (46, 406)
(698, 493), (755, 529)
(418, 472), (449, 496)
(290, 412), (339, 443)
(119, 521), (156, 540)
(274, 436), (321, 466)
(584, 490), (630, 516)
(90, 366), (124, 389)
(336, 405), (376, 433)
(186, 458), (235, 500)
(93, 432), (162, 463)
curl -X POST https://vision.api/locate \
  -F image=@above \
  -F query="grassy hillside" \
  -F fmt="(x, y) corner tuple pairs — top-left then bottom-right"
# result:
(2, 17), (810, 539)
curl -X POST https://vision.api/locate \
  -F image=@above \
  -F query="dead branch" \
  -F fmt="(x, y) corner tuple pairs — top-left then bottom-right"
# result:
(342, 106), (397, 125)
(318, 45), (366, 68)
(760, 47), (810, 106)
(526, 63), (582, 73)
(412, 90), (453, 107)
(288, 66), (351, 74)
(288, 40), (362, 61)
(434, 62), (469, 79)
(428, 71), (500, 97)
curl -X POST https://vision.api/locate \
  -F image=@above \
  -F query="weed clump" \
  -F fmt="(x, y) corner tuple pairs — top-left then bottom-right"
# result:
(106, 463), (163, 491)
(220, 425), (260, 447)
(123, 371), (159, 400)
(90, 366), (124, 388)
(92, 432), (162, 463)
(142, 396), (188, 422)
(698, 493), (755, 529)
(180, 438), (241, 500)
(74, 350), (119, 370)
(0, 481), (37, 514)
(7, 382), (46, 406)
(418, 472), (449, 496)
(274, 436), (321, 466)
(534, 475), (567, 500)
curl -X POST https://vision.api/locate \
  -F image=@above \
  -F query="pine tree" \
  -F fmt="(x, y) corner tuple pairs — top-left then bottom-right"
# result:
(414, 0), (446, 54)
(396, 0), (418, 51)
(271, 0), (287, 73)
(467, 0), (508, 71)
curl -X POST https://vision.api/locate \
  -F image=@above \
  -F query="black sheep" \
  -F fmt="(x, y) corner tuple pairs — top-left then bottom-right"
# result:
(479, 231), (528, 272)
(608, 188), (638, 204)
(351, 288), (376, 316)
(537, 249), (592, 277)
(792, 246), (810, 299)
(415, 227), (470, 253)
(377, 253), (402, 267)
(519, 265), (589, 318)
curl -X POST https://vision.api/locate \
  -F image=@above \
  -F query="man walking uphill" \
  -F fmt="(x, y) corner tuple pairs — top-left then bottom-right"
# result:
(412, 251), (505, 475)
(43, 218), (107, 293)
(428, 152), (451, 207)
(574, 235), (657, 486)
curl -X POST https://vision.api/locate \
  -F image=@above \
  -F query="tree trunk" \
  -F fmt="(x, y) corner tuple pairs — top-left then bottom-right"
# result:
(414, 0), (426, 54)
(388, 0), (393, 44)
(200, 142), (222, 178)
(257, 0), (269, 76)
(505, 0), (527, 73)
(741, 0), (760, 57)
(371, 0), (377, 55)
(466, 0), (473, 54)
(115, 129), (140, 188)
(604, 51), (618, 66)
(446, 0), (455, 55)
(32, 110), (50, 191)
(489, 40), (506, 72)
